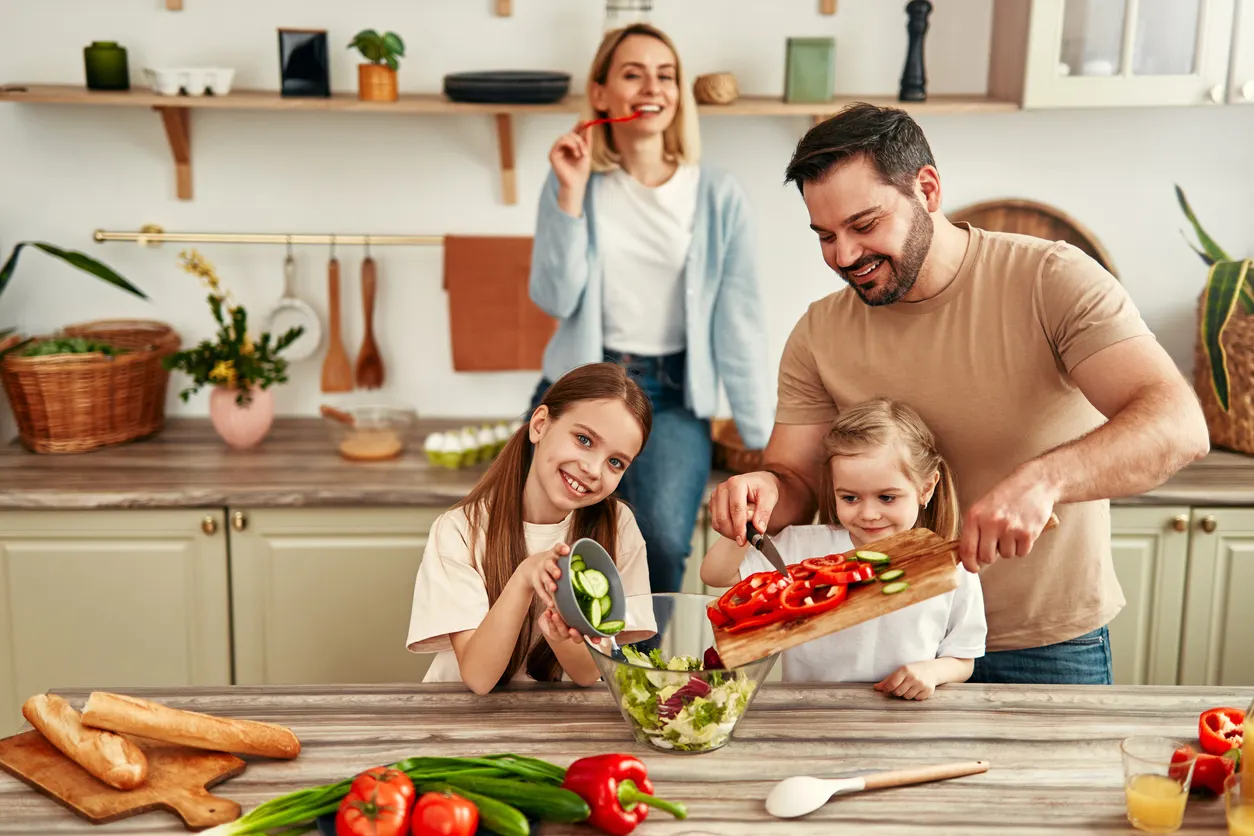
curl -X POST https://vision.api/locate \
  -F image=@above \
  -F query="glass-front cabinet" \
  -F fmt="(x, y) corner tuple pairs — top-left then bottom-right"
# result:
(990, 0), (1237, 108)
(1228, 0), (1254, 103)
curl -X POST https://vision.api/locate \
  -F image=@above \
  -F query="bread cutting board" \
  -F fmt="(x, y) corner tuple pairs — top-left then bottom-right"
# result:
(0, 729), (245, 829)
(712, 527), (961, 669)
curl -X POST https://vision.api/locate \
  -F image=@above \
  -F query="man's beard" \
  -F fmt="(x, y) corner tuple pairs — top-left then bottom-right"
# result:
(838, 200), (934, 307)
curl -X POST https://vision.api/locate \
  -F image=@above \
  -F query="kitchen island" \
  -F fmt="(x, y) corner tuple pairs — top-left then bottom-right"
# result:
(0, 682), (1243, 834)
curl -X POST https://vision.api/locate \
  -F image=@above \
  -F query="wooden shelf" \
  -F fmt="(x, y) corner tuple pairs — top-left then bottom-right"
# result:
(0, 83), (1018, 203)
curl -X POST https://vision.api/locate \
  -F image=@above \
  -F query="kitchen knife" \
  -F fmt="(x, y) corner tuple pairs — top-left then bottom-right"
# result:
(746, 522), (792, 580)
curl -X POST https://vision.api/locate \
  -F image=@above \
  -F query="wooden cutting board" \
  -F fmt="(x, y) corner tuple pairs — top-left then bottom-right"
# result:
(712, 527), (961, 669)
(0, 729), (246, 829)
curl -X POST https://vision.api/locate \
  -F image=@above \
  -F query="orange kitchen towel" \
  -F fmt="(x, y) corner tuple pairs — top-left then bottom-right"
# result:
(443, 235), (557, 371)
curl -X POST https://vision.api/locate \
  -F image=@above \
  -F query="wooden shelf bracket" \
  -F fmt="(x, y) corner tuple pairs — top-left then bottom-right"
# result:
(154, 106), (192, 200)
(166, 0), (184, 9)
(495, 0), (512, 16)
(821, 0), (837, 13)
(494, 113), (517, 206)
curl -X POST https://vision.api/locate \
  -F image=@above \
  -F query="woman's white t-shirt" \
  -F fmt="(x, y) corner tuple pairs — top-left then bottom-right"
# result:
(406, 502), (652, 683)
(598, 164), (700, 356)
(739, 525), (987, 683)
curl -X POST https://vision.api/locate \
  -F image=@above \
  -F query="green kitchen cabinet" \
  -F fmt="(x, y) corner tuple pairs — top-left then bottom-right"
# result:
(0, 510), (232, 734)
(228, 507), (440, 687)
(1107, 506), (1192, 686)
(1178, 507), (1254, 686)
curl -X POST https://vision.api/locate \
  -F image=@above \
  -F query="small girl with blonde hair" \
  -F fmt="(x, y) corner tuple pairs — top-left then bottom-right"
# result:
(701, 397), (985, 699)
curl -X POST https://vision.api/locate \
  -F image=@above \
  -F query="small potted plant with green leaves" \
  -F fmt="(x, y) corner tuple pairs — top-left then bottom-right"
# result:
(163, 249), (303, 450)
(348, 29), (404, 102)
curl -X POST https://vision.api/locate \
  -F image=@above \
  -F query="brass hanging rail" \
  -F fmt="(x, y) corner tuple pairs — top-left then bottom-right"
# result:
(92, 225), (443, 247)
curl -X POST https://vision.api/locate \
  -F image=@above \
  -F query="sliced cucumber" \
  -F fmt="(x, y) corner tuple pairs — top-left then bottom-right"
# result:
(881, 581), (910, 595)
(569, 557), (587, 573)
(597, 594), (612, 616)
(855, 550), (891, 564)
(581, 569), (610, 599)
(877, 568), (905, 582)
(570, 570), (588, 598)
(589, 596), (604, 628)
(598, 620), (625, 634)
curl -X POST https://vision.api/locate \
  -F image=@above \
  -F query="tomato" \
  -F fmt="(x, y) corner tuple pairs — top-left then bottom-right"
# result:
(779, 578), (847, 617)
(336, 767), (415, 836)
(411, 791), (479, 836)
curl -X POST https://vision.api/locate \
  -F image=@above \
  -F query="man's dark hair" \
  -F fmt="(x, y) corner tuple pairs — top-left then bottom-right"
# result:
(784, 102), (936, 197)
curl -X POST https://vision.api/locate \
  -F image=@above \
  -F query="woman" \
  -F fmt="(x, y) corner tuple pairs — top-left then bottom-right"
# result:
(527, 23), (772, 594)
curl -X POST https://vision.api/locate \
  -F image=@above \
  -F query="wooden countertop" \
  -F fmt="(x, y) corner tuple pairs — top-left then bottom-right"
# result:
(0, 682), (1245, 834)
(0, 417), (1251, 510)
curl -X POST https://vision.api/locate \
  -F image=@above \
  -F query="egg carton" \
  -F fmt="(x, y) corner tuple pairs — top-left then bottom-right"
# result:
(142, 67), (235, 96)
(425, 420), (521, 469)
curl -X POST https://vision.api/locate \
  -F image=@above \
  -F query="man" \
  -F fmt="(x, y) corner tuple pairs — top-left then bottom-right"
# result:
(708, 103), (1210, 684)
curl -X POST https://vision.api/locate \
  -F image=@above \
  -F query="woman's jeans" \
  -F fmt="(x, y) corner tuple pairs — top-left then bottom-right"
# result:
(528, 350), (711, 594)
(970, 625), (1114, 684)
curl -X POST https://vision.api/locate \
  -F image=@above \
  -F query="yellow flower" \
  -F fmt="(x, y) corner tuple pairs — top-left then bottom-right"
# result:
(209, 359), (237, 386)
(241, 336), (255, 356)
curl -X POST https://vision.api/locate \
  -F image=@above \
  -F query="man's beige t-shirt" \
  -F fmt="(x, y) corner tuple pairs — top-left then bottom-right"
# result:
(776, 224), (1153, 651)
(406, 501), (652, 682)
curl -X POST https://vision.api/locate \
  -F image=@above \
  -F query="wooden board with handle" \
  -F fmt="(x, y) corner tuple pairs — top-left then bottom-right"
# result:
(0, 729), (245, 829)
(712, 527), (962, 669)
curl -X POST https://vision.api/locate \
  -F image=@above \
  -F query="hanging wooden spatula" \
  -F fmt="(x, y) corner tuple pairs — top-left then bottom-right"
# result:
(320, 252), (353, 393)
(355, 253), (384, 389)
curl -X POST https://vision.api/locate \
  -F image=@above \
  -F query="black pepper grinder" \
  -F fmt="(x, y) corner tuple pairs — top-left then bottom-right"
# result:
(899, 0), (933, 102)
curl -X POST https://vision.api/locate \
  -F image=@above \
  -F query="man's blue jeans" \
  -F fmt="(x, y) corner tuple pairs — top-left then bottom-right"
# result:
(528, 350), (710, 594)
(970, 625), (1114, 684)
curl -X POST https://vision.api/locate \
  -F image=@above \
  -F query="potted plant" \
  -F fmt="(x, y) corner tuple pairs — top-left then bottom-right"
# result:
(347, 29), (404, 102)
(1176, 185), (1254, 454)
(163, 249), (303, 450)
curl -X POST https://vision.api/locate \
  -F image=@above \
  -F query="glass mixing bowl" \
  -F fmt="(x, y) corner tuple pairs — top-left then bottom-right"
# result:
(585, 592), (778, 754)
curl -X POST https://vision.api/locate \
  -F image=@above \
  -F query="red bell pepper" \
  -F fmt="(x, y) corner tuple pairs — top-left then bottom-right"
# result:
(778, 578), (847, 617)
(716, 572), (785, 620)
(1170, 746), (1240, 796)
(1199, 707), (1244, 756)
(814, 560), (875, 586)
(336, 767), (415, 836)
(800, 553), (853, 573)
(561, 754), (688, 836)
(706, 604), (731, 628)
(410, 791), (478, 836)
(724, 608), (786, 633)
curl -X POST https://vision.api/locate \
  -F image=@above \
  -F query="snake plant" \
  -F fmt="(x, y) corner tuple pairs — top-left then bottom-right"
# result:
(0, 241), (147, 353)
(1176, 185), (1254, 412)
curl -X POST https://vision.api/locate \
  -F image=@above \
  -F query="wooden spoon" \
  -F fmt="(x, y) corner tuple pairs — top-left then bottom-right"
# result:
(320, 252), (353, 393)
(319, 405), (355, 426)
(355, 254), (384, 389)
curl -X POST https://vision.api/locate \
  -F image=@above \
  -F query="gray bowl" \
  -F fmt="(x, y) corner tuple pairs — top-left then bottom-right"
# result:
(554, 537), (626, 638)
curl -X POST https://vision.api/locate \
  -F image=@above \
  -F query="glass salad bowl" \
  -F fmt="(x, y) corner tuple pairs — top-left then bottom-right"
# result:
(585, 592), (778, 754)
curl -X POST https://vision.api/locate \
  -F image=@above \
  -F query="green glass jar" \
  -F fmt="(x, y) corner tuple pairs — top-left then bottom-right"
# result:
(84, 41), (130, 91)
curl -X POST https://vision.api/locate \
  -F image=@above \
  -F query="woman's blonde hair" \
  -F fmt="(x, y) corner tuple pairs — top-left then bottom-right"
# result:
(582, 23), (701, 172)
(817, 398), (960, 541)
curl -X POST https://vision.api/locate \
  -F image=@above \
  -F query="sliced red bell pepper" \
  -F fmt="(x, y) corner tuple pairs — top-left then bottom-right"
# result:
(784, 562), (815, 580)
(800, 553), (852, 574)
(814, 560), (875, 586)
(1170, 746), (1239, 796)
(1199, 707), (1244, 755)
(706, 604), (731, 628)
(717, 572), (785, 620)
(724, 609), (787, 633)
(778, 578), (847, 617)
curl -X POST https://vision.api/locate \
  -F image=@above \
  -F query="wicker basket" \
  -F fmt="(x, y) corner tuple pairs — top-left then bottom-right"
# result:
(693, 72), (739, 105)
(1, 319), (181, 454)
(711, 418), (764, 474)
(1193, 294), (1254, 455)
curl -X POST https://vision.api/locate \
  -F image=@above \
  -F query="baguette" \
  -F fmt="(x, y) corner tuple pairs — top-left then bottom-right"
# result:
(22, 693), (148, 790)
(81, 691), (300, 759)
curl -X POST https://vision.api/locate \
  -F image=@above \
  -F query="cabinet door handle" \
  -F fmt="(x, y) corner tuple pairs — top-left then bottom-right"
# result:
(1209, 84), (1225, 103)
(201, 515), (218, 536)
(1172, 514), (1188, 532)
(231, 511), (247, 532)
(1242, 80), (1254, 101)
(1200, 515), (1217, 534)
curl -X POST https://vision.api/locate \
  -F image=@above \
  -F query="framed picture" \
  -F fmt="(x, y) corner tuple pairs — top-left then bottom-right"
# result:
(784, 37), (835, 104)
(278, 28), (330, 98)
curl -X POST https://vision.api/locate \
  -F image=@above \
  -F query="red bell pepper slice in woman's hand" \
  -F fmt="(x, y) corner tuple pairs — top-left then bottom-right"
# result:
(1199, 707), (1244, 755)
(562, 754), (687, 835)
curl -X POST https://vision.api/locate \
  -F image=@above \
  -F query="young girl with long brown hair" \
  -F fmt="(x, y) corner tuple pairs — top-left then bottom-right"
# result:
(406, 362), (653, 695)
(702, 398), (985, 700)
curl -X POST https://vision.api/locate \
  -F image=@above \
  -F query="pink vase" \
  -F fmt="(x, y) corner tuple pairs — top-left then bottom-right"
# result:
(209, 385), (275, 450)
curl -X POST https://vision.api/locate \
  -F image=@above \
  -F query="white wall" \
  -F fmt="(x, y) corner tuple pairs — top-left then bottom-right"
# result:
(2, 0), (1251, 436)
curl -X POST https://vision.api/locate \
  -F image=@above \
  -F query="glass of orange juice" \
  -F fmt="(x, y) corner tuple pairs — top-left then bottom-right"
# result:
(1120, 737), (1196, 834)
(1228, 774), (1254, 836)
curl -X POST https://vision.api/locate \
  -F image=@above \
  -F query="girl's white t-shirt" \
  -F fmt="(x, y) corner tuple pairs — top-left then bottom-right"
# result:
(406, 502), (652, 684)
(598, 164), (700, 356)
(739, 525), (987, 683)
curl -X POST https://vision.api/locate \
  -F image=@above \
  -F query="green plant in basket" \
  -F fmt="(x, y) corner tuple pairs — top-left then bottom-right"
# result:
(0, 241), (148, 353)
(162, 250), (303, 406)
(1176, 185), (1254, 412)
(348, 28), (405, 71)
